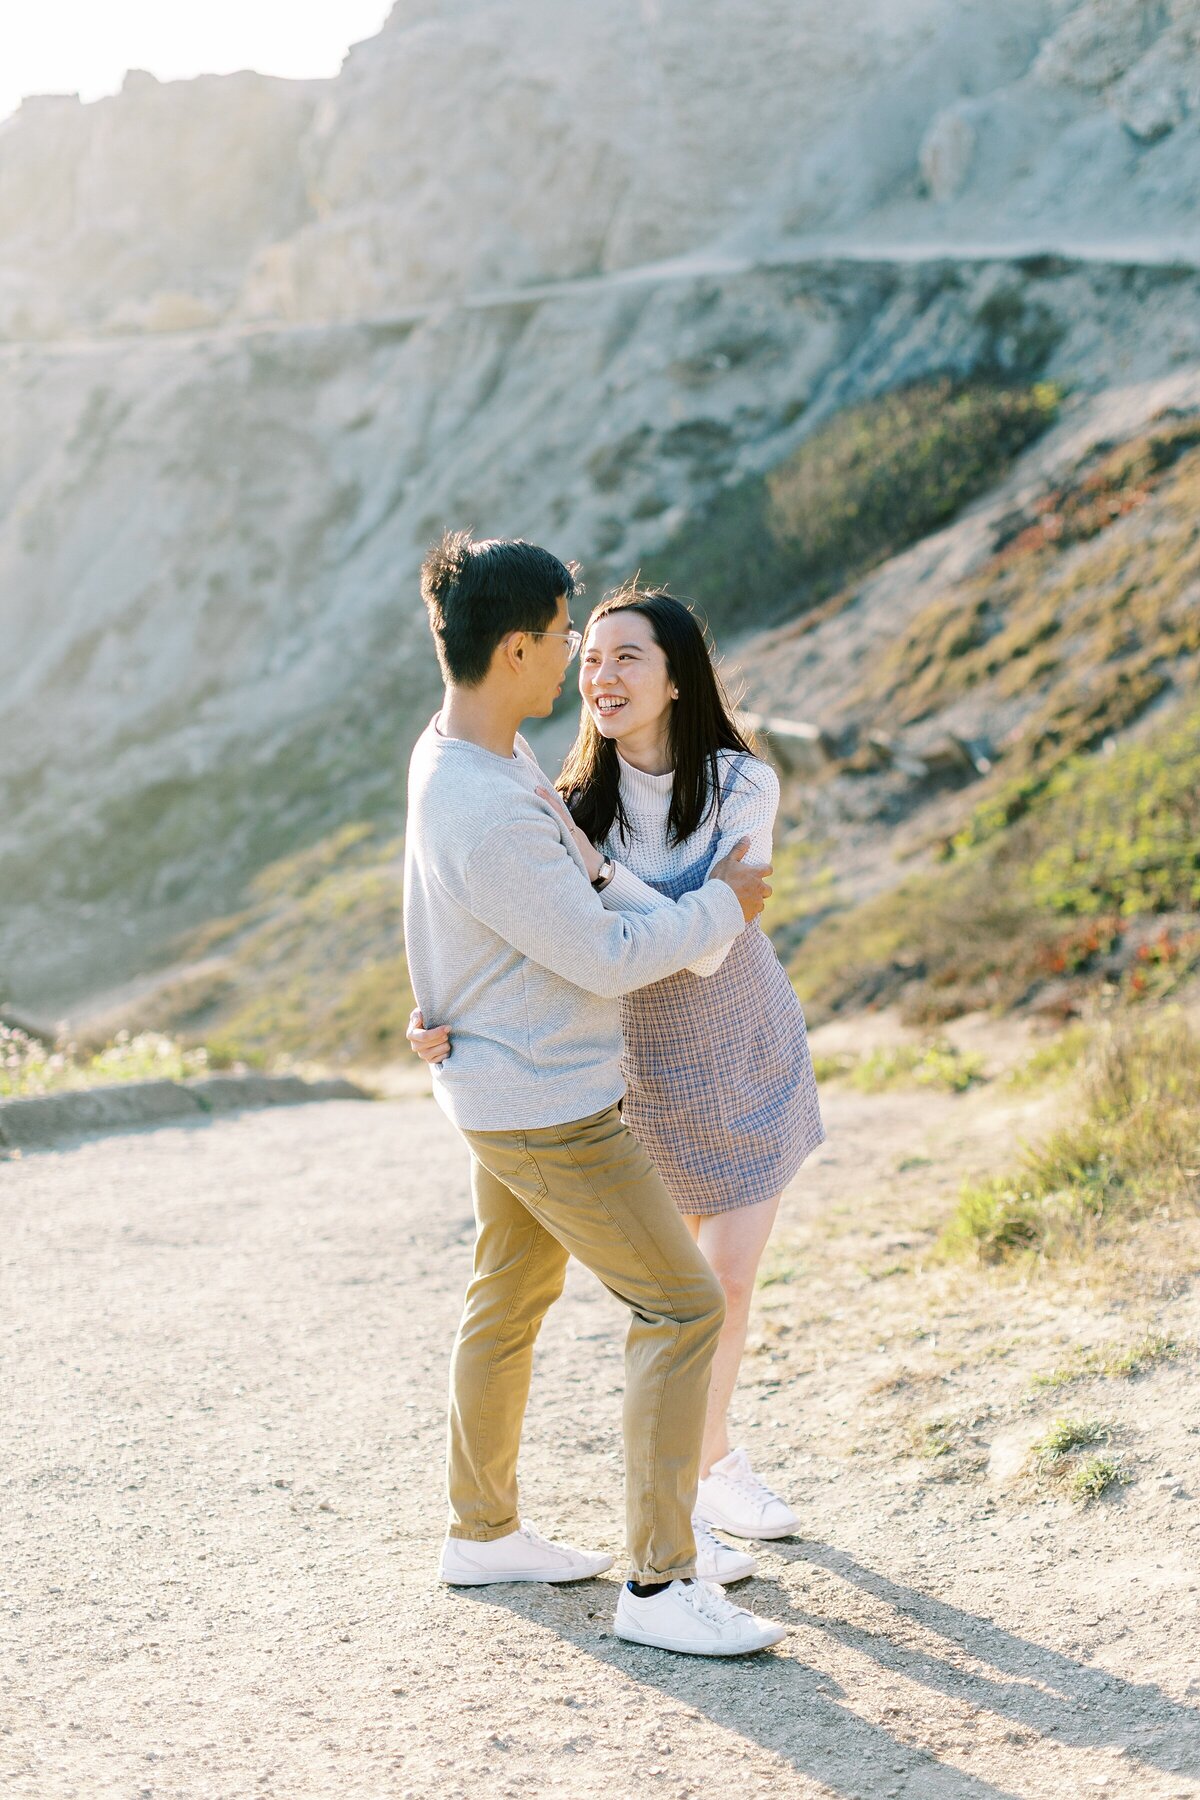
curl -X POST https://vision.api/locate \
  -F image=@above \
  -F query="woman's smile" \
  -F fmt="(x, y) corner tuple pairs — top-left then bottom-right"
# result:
(579, 607), (678, 764)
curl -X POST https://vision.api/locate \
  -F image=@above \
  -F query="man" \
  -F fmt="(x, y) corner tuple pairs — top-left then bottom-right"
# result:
(403, 531), (786, 1656)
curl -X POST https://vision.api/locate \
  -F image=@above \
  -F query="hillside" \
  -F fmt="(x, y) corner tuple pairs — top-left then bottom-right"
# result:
(49, 386), (1198, 1071)
(732, 375), (1200, 1020)
(3, 1), (1200, 1022)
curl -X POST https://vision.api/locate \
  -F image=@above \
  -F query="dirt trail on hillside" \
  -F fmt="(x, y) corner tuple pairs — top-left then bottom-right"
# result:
(3, 1087), (1199, 1800)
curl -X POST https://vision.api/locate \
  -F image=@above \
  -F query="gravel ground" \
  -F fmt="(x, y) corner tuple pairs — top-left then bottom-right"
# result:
(2, 1089), (1199, 1800)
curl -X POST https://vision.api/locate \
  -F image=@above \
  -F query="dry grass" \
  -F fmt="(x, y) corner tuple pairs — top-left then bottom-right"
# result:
(861, 413), (1200, 752)
(1030, 1332), (1184, 1390)
(134, 824), (414, 1067)
(936, 1015), (1200, 1264)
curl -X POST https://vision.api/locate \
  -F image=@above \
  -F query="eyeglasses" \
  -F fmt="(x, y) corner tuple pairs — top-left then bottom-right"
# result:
(530, 627), (583, 664)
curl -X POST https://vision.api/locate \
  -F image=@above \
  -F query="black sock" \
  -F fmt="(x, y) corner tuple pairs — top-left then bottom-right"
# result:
(627, 1579), (673, 1598)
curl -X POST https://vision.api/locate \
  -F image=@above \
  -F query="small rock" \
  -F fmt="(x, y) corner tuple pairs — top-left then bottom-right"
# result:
(1116, 82), (1184, 143)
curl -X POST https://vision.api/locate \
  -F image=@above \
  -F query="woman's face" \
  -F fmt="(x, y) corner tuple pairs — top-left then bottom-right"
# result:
(579, 610), (676, 744)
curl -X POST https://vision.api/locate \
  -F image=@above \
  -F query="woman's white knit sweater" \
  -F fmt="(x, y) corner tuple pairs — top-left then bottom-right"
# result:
(601, 749), (780, 978)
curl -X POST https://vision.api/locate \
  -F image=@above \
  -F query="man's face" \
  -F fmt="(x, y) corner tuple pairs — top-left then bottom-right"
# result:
(521, 592), (576, 718)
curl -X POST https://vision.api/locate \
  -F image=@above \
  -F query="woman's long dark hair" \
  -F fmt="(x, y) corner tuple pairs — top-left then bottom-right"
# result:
(558, 584), (756, 849)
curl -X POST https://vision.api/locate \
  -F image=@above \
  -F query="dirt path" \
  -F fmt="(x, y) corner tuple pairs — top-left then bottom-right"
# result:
(3, 1087), (1199, 1799)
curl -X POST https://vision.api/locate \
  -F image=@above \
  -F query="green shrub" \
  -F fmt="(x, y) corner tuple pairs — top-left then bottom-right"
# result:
(816, 1039), (986, 1092)
(1031, 1332), (1182, 1389)
(1067, 1455), (1127, 1503)
(1024, 707), (1200, 916)
(936, 1179), (1048, 1261)
(1032, 1418), (1110, 1463)
(1006, 1024), (1092, 1089)
(644, 378), (1060, 635)
(1025, 1419), (1127, 1503)
(0, 1026), (210, 1098)
(866, 416), (1200, 745)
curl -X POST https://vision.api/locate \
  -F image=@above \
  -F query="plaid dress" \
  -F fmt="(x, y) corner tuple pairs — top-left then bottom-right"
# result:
(616, 756), (825, 1215)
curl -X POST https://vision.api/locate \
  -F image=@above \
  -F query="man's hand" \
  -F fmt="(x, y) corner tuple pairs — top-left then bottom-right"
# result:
(536, 785), (604, 883)
(708, 837), (772, 923)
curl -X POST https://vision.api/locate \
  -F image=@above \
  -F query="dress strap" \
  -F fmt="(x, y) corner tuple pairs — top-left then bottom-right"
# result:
(717, 751), (751, 808)
(705, 752), (751, 851)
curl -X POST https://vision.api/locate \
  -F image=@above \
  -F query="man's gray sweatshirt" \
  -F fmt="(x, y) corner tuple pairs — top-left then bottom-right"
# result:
(402, 716), (744, 1130)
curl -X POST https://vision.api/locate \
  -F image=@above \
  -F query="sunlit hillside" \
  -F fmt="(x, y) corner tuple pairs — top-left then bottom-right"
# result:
(1, 0), (1199, 1045)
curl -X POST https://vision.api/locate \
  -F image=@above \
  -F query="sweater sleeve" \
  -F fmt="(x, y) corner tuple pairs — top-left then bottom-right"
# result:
(462, 807), (745, 999)
(687, 757), (779, 977)
(599, 858), (671, 917)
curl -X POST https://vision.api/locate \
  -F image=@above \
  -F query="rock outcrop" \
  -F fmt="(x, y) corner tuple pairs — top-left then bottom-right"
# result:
(0, 73), (317, 340)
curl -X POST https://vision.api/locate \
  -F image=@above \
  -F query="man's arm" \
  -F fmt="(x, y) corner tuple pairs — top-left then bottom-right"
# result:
(463, 810), (747, 1000)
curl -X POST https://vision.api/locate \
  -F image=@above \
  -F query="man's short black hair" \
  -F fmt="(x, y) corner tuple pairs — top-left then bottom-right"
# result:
(420, 531), (579, 687)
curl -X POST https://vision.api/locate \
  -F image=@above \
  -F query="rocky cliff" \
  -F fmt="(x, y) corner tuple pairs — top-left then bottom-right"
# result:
(4, 0), (1199, 342)
(3, 0), (1199, 1012)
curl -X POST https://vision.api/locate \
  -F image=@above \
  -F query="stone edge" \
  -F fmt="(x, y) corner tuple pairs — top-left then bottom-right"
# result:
(0, 1074), (370, 1152)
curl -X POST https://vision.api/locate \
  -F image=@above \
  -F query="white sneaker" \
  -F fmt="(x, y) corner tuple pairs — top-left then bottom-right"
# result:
(695, 1448), (799, 1540)
(439, 1523), (614, 1586)
(692, 1514), (757, 1584)
(614, 1578), (786, 1656)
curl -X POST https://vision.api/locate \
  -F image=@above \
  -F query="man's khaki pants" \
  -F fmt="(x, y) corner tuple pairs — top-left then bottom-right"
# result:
(450, 1102), (725, 1583)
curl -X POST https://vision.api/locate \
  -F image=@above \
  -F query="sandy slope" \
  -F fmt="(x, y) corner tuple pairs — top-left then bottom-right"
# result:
(2, 1089), (1198, 1799)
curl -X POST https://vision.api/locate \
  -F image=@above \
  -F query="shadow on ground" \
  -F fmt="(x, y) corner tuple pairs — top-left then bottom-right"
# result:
(452, 1539), (1200, 1797)
(782, 1543), (1200, 1782)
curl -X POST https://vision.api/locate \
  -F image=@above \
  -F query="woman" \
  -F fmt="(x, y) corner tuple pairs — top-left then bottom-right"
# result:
(408, 584), (824, 1584)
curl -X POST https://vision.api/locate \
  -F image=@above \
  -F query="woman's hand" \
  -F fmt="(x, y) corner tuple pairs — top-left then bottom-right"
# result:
(407, 1007), (452, 1065)
(537, 786), (604, 882)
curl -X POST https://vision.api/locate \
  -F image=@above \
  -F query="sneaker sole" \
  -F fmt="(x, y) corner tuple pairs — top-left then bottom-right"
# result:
(614, 1619), (785, 1656)
(694, 1501), (798, 1542)
(440, 1557), (614, 1587)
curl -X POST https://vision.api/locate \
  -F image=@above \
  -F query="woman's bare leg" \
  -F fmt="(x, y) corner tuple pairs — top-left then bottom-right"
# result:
(681, 1194), (783, 1478)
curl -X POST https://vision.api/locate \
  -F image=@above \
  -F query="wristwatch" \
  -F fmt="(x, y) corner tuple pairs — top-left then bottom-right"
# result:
(592, 856), (616, 892)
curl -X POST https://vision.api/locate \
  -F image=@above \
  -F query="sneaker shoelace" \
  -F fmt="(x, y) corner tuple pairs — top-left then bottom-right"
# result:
(516, 1524), (558, 1555)
(692, 1517), (722, 1554)
(721, 1455), (782, 1506)
(684, 1579), (745, 1627)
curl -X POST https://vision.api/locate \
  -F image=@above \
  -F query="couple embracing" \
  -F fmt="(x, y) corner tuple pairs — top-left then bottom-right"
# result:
(403, 531), (824, 1657)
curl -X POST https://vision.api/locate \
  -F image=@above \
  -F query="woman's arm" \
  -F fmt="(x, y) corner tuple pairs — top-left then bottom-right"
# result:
(407, 1008), (451, 1063)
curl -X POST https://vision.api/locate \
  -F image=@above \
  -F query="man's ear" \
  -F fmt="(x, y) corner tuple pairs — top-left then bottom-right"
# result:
(496, 630), (524, 670)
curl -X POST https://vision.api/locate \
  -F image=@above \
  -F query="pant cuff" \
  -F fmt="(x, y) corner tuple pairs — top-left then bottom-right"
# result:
(448, 1521), (520, 1543)
(632, 1561), (696, 1584)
